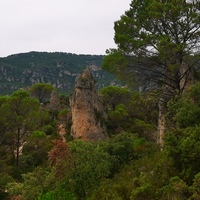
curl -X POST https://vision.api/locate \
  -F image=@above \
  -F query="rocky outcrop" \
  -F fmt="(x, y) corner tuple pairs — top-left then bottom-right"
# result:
(70, 68), (107, 141)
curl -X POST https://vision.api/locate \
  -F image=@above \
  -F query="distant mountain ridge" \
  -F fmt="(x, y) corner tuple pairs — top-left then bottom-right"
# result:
(0, 51), (118, 95)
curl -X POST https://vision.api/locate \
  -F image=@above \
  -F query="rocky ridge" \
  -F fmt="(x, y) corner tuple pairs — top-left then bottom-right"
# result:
(0, 52), (119, 95)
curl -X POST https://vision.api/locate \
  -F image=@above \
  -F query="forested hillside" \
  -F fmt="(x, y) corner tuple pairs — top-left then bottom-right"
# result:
(0, 51), (118, 95)
(1, 0), (200, 200)
(2, 81), (200, 200)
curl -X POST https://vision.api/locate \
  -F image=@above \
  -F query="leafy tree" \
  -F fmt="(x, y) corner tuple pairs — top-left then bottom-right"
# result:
(29, 83), (55, 103)
(108, 104), (129, 123)
(99, 86), (132, 111)
(100, 87), (158, 137)
(43, 139), (114, 200)
(0, 173), (14, 200)
(103, 0), (200, 144)
(131, 91), (158, 121)
(187, 81), (200, 106)
(90, 147), (173, 200)
(127, 91), (158, 140)
(165, 127), (200, 184)
(129, 151), (176, 199)
(167, 82), (200, 128)
(68, 140), (112, 199)
(7, 167), (55, 200)
(58, 109), (70, 121)
(19, 131), (53, 172)
(38, 189), (74, 200)
(104, 0), (200, 90)
(0, 96), (13, 163)
(159, 176), (189, 200)
(190, 173), (200, 200)
(174, 99), (200, 128)
(46, 135), (152, 200)
(0, 90), (47, 167)
(105, 132), (146, 166)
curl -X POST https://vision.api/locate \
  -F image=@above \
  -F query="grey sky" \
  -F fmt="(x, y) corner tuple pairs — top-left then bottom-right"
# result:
(0, 0), (131, 57)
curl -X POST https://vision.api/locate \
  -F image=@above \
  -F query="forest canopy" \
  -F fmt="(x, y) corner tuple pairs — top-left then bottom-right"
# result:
(1, 0), (200, 200)
(103, 0), (200, 145)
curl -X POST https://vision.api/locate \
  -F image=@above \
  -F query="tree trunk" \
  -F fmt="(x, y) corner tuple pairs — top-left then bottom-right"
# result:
(15, 128), (20, 167)
(157, 97), (167, 146)
(157, 84), (175, 146)
(157, 62), (194, 146)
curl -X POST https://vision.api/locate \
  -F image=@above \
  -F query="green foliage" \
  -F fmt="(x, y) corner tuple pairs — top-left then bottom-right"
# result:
(38, 191), (56, 200)
(38, 189), (74, 200)
(90, 147), (173, 200)
(105, 132), (146, 166)
(20, 131), (52, 172)
(0, 173), (14, 200)
(176, 100), (200, 128)
(168, 93), (200, 128)
(29, 83), (55, 103)
(129, 151), (176, 199)
(103, 0), (200, 97)
(0, 90), (43, 167)
(7, 167), (55, 200)
(131, 175), (152, 200)
(42, 124), (57, 135)
(31, 131), (46, 138)
(114, 0), (200, 57)
(188, 82), (200, 105)
(3, 51), (200, 200)
(165, 127), (200, 184)
(102, 49), (132, 85)
(166, 82), (200, 130)
(58, 109), (69, 118)
(0, 52), (117, 95)
(159, 176), (189, 200)
(100, 87), (157, 139)
(99, 86), (132, 110)
(68, 140), (112, 199)
(190, 173), (200, 200)
(90, 176), (133, 200)
(108, 104), (129, 122)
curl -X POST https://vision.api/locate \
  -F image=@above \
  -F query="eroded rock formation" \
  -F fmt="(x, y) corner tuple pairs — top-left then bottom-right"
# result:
(70, 68), (107, 141)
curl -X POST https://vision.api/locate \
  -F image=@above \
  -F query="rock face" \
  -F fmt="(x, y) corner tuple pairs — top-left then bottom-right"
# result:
(70, 68), (107, 141)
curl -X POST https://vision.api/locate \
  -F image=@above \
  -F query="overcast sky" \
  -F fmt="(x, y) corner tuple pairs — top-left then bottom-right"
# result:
(0, 0), (131, 57)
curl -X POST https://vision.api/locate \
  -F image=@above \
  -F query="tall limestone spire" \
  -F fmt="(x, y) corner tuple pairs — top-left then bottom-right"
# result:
(69, 67), (107, 141)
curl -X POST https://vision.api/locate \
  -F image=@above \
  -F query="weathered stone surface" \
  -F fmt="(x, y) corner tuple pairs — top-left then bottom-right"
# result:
(70, 68), (107, 141)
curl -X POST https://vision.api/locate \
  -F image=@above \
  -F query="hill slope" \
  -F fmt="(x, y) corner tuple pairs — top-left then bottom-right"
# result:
(0, 51), (118, 95)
